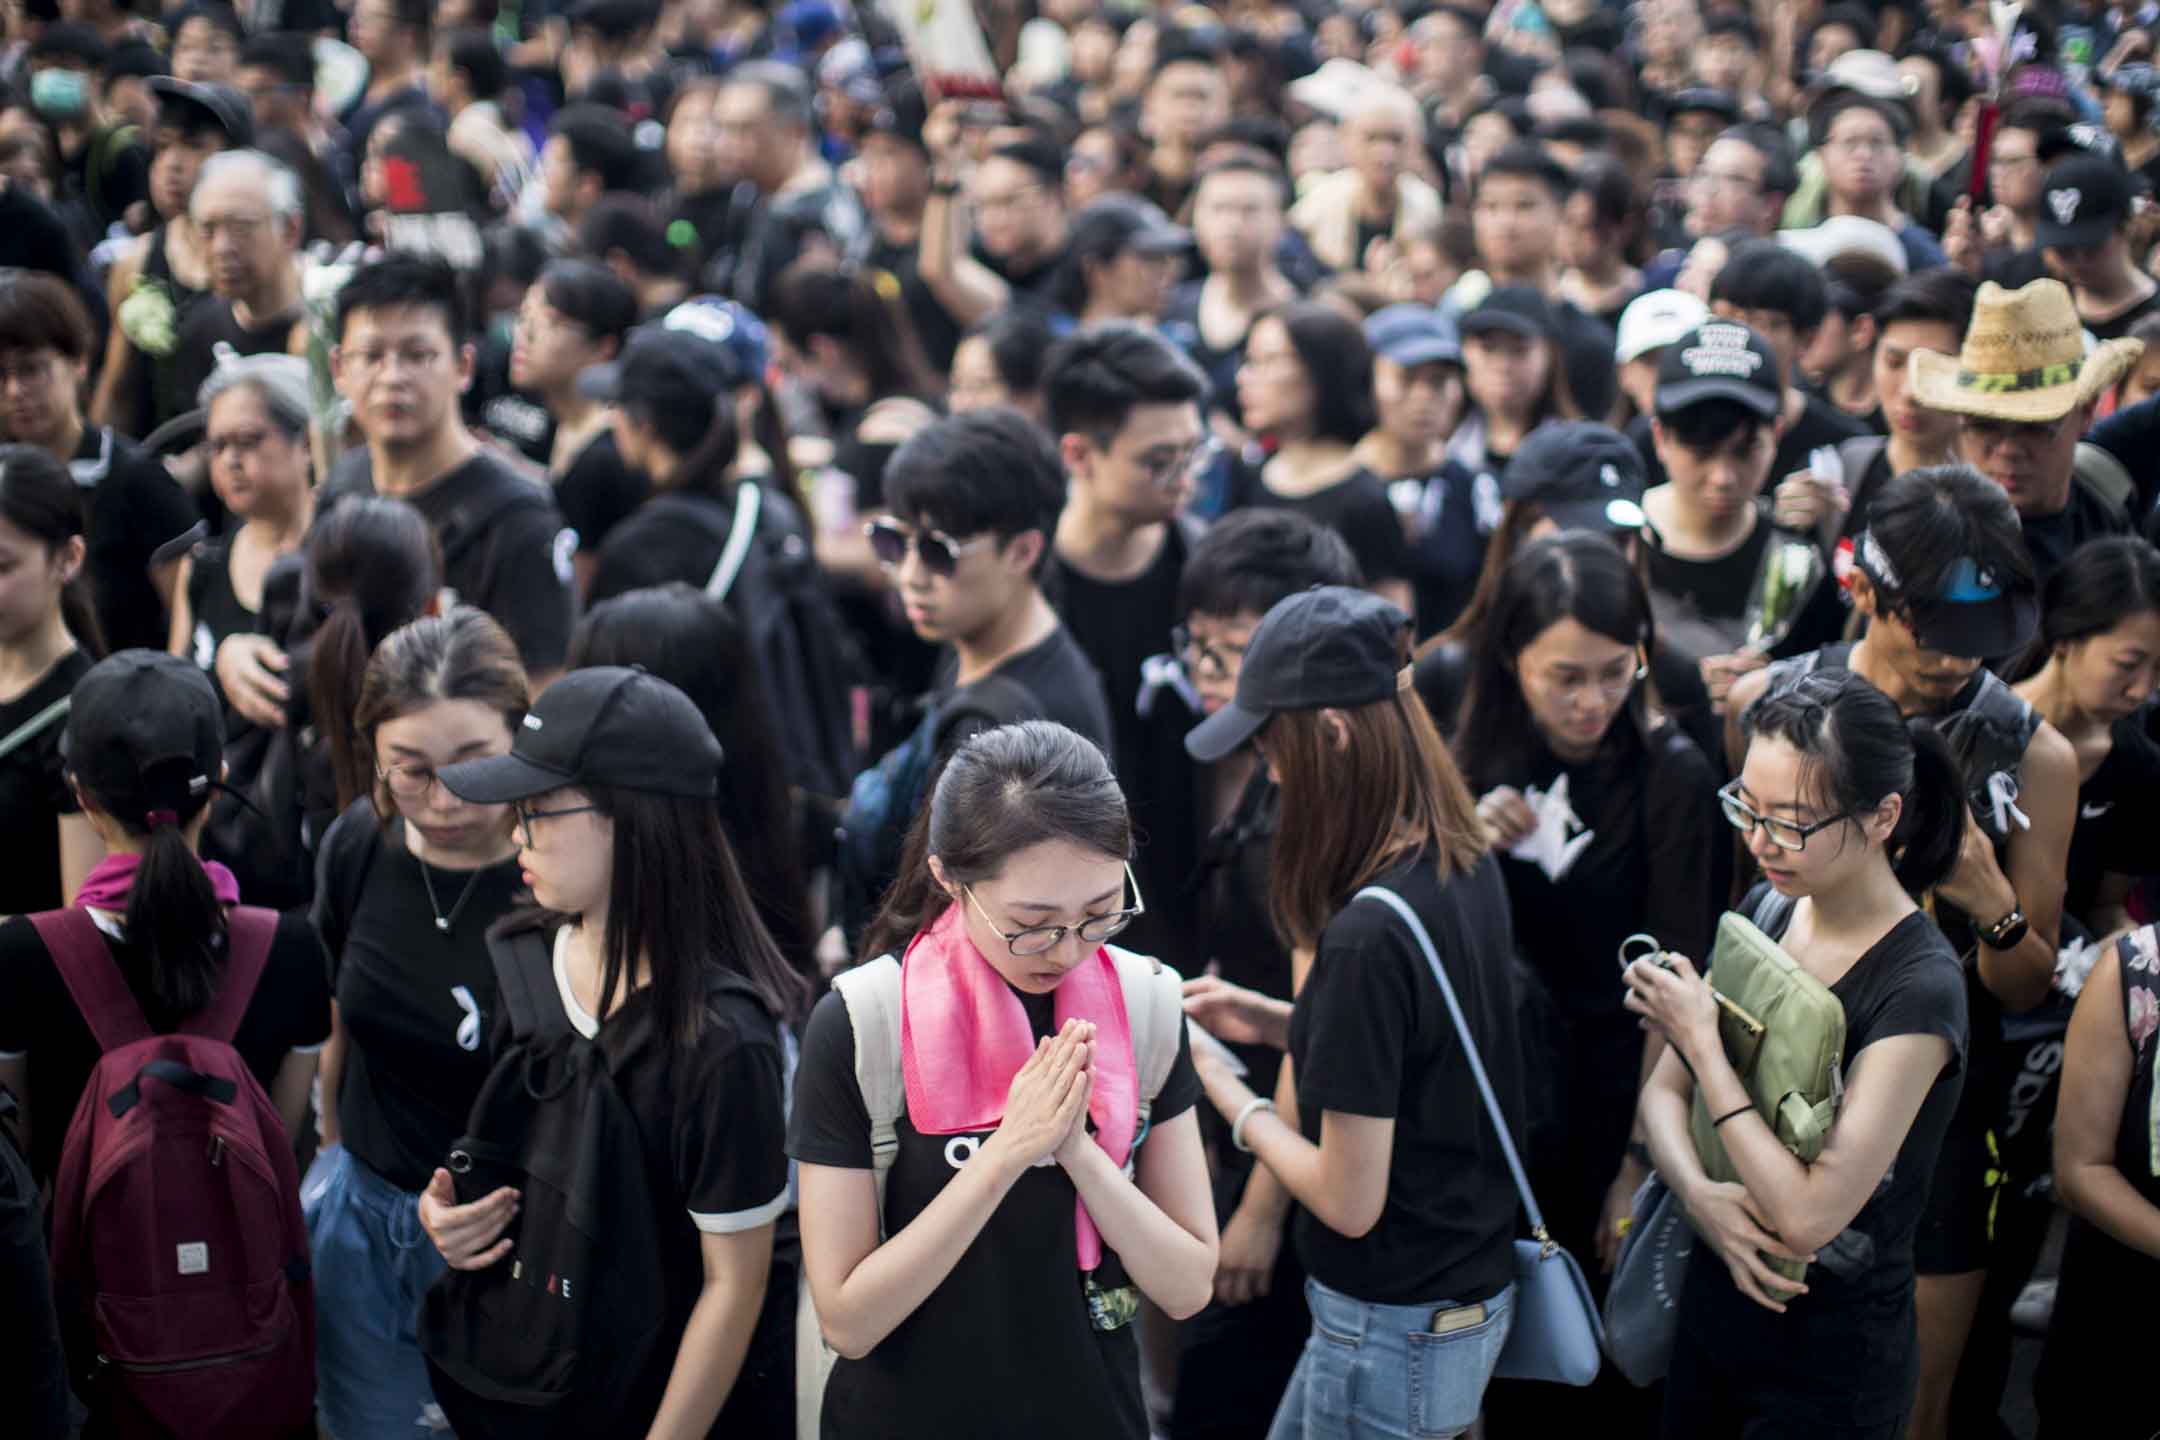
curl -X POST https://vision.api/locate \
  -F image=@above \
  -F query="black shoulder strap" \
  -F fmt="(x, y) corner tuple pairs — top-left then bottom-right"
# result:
(488, 923), (565, 1045)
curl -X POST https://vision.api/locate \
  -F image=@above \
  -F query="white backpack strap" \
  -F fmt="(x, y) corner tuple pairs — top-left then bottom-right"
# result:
(830, 954), (904, 1227)
(704, 479), (763, 604)
(1106, 945), (1185, 1143)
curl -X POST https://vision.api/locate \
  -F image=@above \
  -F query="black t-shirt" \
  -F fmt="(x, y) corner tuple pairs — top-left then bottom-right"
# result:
(323, 448), (576, 672)
(787, 960), (1201, 1439)
(586, 485), (734, 602)
(2064, 709), (2160, 923)
(1160, 282), (1248, 426)
(1678, 894), (1966, 1426)
(1770, 394), (1871, 498)
(555, 428), (650, 556)
(507, 920), (790, 1436)
(312, 802), (525, 1191)
(935, 624), (1116, 760)
(0, 650), (90, 918)
(866, 231), (961, 372)
(0, 907), (330, 1182)
(1192, 769), (1291, 1179)
(2084, 284), (2160, 342)
(169, 300), (299, 433)
(2019, 481), (2133, 583)
(74, 425), (202, 655)
(1044, 528), (1201, 962)
(977, 240), (1069, 305)
(1413, 635), (1723, 767)
(1288, 849), (1523, 1306)
(1247, 467), (1413, 585)
(2087, 392), (2160, 521)
(1644, 506), (1846, 669)
(1402, 459), (1497, 639)
(181, 537), (260, 675)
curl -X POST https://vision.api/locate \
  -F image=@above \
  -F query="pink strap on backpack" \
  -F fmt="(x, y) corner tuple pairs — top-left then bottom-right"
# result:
(32, 907), (280, 1053)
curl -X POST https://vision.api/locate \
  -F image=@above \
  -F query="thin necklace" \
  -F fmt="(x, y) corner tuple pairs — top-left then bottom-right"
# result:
(416, 849), (486, 934)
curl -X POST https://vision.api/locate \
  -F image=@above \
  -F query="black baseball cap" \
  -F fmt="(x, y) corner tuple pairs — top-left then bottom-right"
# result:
(1185, 586), (1411, 763)
(1666, 87), (1740, 125)
(1364, 304), (1461, 367)
(1069, 193), (1191, 260)
(866, 77), (928, 151)
(1852, 530), (2038, 659)
(1502, 421), (1648, 533)
(149, 76), (253, 146)
(1460, 285), (1560, 342)
(2035, 154), (2134, 250)
(1654, 320), (1781, 419)
(578, 297), (768, 401)
(62, 650), (224, 824)
(438, 666), (721, 804)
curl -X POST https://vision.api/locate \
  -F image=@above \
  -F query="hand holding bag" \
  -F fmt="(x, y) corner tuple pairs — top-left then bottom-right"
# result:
(1355, 886), (1604, 1387)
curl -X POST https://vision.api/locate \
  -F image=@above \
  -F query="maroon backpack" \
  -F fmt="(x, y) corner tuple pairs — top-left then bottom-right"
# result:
(34, 906), (316, 1440)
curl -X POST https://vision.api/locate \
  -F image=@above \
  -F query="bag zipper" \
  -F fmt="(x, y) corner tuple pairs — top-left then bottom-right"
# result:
(97, 1332), (285, 1376)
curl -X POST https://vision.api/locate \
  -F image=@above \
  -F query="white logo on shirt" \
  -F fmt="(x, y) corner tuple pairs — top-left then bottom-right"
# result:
(550, 527), (578, 587)
(451, 985), (482, 1052)
(191, 621), (214, 671)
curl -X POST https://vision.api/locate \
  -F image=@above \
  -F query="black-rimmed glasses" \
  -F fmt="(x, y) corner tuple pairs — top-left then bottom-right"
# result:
(963, 863), (1146, 957)
(513, 800), (601, 847)
(1717, 780), (1854, 853)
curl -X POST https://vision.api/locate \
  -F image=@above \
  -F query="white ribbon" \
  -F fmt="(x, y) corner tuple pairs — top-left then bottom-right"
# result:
(1136, 652), (1202, 719)
(1985, 770), (2032, 835)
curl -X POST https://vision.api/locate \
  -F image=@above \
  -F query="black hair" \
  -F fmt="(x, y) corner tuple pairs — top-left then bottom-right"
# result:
(764, 258), (938, 400)
(1178, 507), (1363, 618)
(578, 193), (680, 279)
(1809, 90), (1910, 151)
(28, 23), (108, 69)
(1704, 11), (1761, 48)
(1659, 398), (1773, 454)
(1562, 48), (1628, 113)
(1198, 117), (1290, 167)
(549, 103), (642, 192)
(1260, 301), (1376, 445)
(1862, 463), (2039, 614)
(1456, 532), (1652, 786)
(0, 266), (95, 361)
(1536, 115), (1610, 150)
(1192, 147), (1290, 205)
(310, 497), (445, 808)
(102, 41), (168, 84)
(1716, 121), (1799, 198)
(1797, 3), (1875, 83)
(1571, 152), (1640, 238)
(567, 0), (659, 42)
(962, 306), (1059, 400)
(1873, 265), (1978, 332)
(480, 221), (550, 297)
(1711, 237), (1830, 333)
(862, 720), (1129, 965)
(385, 0), (432, 37)
(440, 27), (506, 101)
(569, 584), (817, 987)
(623, 373), (737, 501)
(1900, 40), (1976, 111)
(1043, 321), (1210, 444)
(0, 444), (103, 657)
(989, 134), (1066, 186)
(883, 410), (1067, 578)
(1154, 24), (1225, 71)
(168, 2), (244, 48)
(1475, 140), (1574, 202)
(537, 257), (637, 349)
(2005, 535), (2160, 680)
(334, 250), (470, 347)
(237, 31), (312, 89)
(1739, 667), (1965, 895)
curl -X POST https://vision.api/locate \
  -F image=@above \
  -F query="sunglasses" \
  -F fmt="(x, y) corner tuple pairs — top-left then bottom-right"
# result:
(864, 517), (994, 577)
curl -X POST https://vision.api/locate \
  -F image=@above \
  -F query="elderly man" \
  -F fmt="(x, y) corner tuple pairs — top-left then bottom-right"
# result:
(171, 149), (310, 408)
(706, 60), (869, 311)
(1290, 83), (1441, 274)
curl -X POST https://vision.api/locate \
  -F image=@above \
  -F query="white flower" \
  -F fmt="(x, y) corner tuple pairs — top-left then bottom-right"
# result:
(118, 279), (179, 357)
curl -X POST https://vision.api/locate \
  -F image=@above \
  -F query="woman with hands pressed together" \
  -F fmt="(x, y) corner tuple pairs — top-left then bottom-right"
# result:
(1625, 669), (1969, 1438)
(1183, 585), (1525, 1440)
(790, 721), (1216, 1440)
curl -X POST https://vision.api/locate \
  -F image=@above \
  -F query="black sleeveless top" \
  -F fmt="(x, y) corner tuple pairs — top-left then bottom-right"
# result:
(129, 227), (214, 437)
(184, 538), (260, 676)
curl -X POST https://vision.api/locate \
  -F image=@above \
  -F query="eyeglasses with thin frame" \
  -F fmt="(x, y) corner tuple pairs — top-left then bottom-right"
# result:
(1961, 413), (2069, 449)
(1171, 622), (1249, 680)
(1137, 436), (1223, 491)
(513, 799), (601, 847)
(1716, 780), (1855, 852)
(963, 862), (1146, 957)
(378, 761), (450, 803)
(864, 516), (994, 577)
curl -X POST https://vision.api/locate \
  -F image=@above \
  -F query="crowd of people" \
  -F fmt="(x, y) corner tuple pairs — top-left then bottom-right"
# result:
(3, 0), (2160, 1437)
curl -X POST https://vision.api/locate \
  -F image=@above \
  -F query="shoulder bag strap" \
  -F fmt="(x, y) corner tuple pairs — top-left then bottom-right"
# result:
(831, 954), (904, 1226)
(183, 905), (280, 1044)
(0, 696), (70, 765)
(1107, 947), (1183, 1137)
(30, 908), (155, 1053)
(489, 926), (557, 1044)
(1353, 884), (1552, 1241)
(704, 480), (764, 605)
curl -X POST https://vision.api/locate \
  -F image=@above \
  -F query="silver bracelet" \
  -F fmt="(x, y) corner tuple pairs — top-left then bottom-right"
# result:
(1230, 1096), (1276, 1153)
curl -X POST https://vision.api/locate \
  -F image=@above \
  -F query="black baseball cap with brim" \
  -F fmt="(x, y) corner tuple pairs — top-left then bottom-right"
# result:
(63, 650), (224, 825)
(2035, 153), (2133, 250)
(1185, 586), (1411, 763)
(1365, 304), (1461, 367)
(1461, 285), (1560, 343)
(1654, 320), (1781, 419)
(1666, 87), (1740, 124)
(1502, 420), (1648, 533)
(1852, 530), (2038, 659)
(149, 76), (253, 146)
(438, 666), (722, 804)
(577, 298), (767, 402)
(1069, 193), (1192, 260)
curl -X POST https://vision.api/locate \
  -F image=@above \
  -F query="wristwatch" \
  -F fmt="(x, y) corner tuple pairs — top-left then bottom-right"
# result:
(1981, 906), (2029, 952)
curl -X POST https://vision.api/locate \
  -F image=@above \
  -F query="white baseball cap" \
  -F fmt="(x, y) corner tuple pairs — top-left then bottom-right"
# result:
(1614, 288), (1710, 365)
(1778, 216), (1909, 278)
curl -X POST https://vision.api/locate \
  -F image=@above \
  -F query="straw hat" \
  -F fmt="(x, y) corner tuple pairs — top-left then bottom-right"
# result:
(1905, 279), (2144, 423)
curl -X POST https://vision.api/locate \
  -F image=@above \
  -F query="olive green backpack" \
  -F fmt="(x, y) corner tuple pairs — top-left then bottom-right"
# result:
(1687, 892), (1847, 1290)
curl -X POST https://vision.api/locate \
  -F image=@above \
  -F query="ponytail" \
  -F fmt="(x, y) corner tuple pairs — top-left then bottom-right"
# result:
(61, 574), (106, 658)
(122, 804), (226, 1016)
(314, 597), (374, 809)
(1890, 720), (1964, 897)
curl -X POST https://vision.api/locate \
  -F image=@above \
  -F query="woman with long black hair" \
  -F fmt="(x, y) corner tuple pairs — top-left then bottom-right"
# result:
(0, 445), (105, 914)
(420, 667), (812, 1436)
(1182, 585), (1526, 1439)
(791, 720), (1217, 1439)
(1626, 668), (1970, 1437)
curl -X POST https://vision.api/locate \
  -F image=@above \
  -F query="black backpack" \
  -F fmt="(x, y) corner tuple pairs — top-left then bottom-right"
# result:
(641, 486), (865, 800)
(419, 921), (680, 1438)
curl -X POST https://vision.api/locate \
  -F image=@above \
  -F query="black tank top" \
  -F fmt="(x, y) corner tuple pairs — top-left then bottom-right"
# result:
(130, 226), (213, 437)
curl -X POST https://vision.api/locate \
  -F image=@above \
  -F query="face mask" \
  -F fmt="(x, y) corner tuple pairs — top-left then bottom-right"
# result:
(30, 68), (90, 121)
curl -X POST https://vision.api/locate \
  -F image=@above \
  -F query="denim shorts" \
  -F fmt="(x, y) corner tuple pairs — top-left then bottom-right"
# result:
(302, 1145), (452, 1439)
(1267, 1276), (1515, 1440)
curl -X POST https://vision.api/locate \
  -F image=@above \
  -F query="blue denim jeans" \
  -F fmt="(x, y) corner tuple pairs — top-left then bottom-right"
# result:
(302, 1145), (452, 1438)
(1267, 1277), (1515, 1440)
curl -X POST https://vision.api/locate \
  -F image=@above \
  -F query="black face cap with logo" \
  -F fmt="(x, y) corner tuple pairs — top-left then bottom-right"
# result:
(2035, 153), (2133, 251)
(1184, 585), (1412, 763)
(1501, 420), (1648, 534)
(1653, 320), (1782, 420)
(63, 651), (225, 824)
(1851, 529), (2039, 659)
(437, 666), (722, 805)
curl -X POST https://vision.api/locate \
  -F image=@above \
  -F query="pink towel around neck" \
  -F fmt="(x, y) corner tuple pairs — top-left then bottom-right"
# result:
(899, 902), (1137, 1271)
(74, 852), (242, 912)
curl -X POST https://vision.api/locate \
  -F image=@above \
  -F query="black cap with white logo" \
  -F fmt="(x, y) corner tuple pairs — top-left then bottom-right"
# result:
(2035, 154), (2134, 250)
(1502, 421), (1648, 534)
(1653, 321), (1782, 419)
(437, 666), (722, 804)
